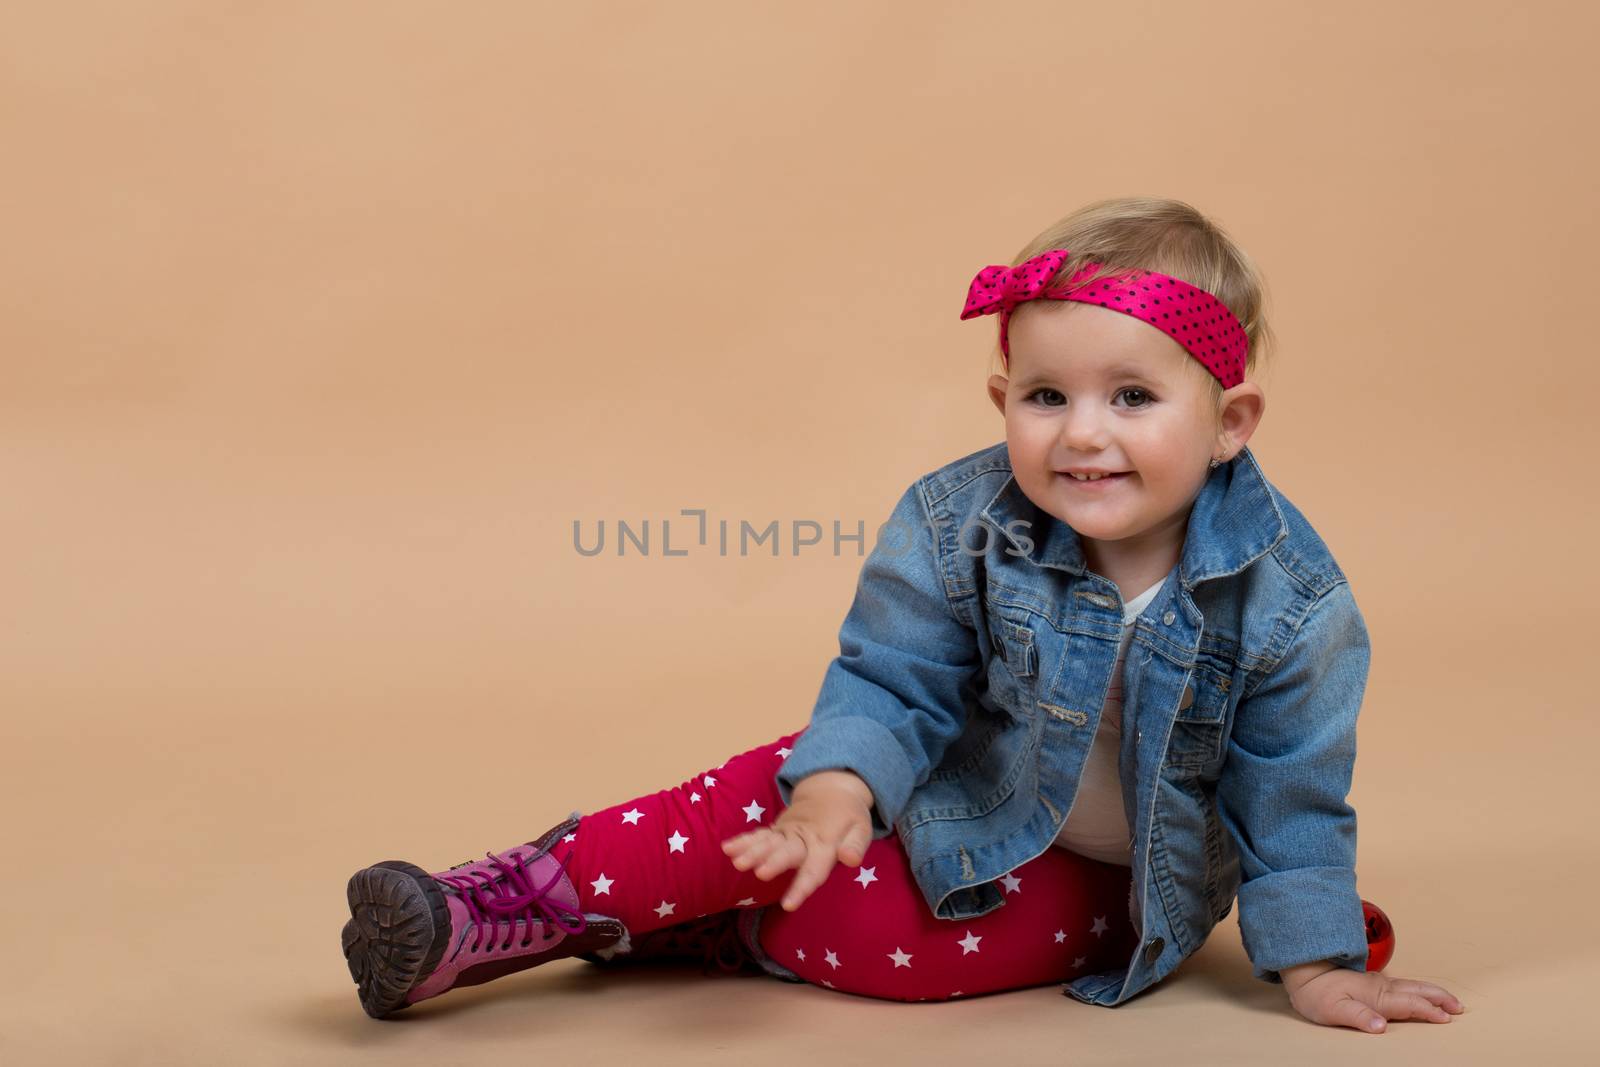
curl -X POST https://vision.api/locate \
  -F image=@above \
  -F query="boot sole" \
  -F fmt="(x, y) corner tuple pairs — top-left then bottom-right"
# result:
(342, 860), (452, 1019)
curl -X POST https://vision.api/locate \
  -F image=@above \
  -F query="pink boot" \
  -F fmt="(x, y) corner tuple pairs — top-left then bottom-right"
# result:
(341, 812), (628, 1018)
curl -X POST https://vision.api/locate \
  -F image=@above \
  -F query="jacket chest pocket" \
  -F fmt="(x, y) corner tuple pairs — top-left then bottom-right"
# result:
(1167, 665), (1233, 776)
(991, 618), (1036, 678)
(983, 603), (1038, 715)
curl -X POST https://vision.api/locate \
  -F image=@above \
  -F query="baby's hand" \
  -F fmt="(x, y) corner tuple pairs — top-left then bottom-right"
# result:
(720, 770), (875, 912)
(1286, 965), (1466, 1034)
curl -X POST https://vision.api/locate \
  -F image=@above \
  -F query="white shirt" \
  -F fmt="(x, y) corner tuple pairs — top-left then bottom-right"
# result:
(1049, 576), (1167, 866)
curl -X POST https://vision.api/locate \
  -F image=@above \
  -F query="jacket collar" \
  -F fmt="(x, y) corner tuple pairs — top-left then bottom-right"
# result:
(978, 444), (1288, 591)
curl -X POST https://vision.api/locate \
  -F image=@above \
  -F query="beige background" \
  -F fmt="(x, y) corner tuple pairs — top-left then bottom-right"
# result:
(3, 1), (1595, 1063)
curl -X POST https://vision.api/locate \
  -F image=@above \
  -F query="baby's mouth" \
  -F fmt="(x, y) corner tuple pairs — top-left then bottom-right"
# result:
(1060, 471), (1131, 483)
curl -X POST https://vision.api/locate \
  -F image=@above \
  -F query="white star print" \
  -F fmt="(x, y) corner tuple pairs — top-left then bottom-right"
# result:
(667, 830), (688, 853)
(1000, 872), (1022, 894)
(776, 746), (792, 758)
(590, 873), (614, 895)
(951, 990), (963, 997)
(795, 948), (806, 962)
(1054, 929), (1067, 943)
(689, 792), (701, 804)
(824, 949), (840, 969)
(653, 900), (677, 918)
(1090, 915), (1109, 937)
(822, 980), (835, 988)
(1072, 956), (1087, 968)
(620, 808), (644, 826)
(958, 931), (982, 955)
(742, 800), (767, 823)
(703, 775), (717, 788)
(736, 897), (757, 906)
(854, 866), (878, 889)
(888, 947), (913, 968)
(562, 833), (576, 844)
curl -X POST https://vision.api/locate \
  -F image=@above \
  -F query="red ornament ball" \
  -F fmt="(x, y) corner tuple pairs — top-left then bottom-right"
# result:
(1362, 899), (1396, 972)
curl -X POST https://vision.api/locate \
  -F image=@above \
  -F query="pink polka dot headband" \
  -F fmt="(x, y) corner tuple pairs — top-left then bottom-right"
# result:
(959, 248), (1248, 389)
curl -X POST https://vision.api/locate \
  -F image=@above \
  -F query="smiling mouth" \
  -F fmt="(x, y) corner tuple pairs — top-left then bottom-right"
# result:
(1059, 471), (1131, 483)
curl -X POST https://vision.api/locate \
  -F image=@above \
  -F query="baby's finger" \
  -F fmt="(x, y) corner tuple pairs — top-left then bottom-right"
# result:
(1326, 996), (1388, 1034)
(719, 829), (756, 854)
(1386, 979), (1465, 1013)
(1390, 991), (1453, 1023)
(753, 834), (806, 881)
(779, 839), (838, 911)
(836, 820), (872, 867)
(724, 830), (779, 871)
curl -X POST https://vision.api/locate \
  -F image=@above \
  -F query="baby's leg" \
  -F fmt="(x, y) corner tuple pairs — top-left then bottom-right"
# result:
(343, 728), (804, 1016)
(544, 729), (806, 939)
(755, 833), (1138, 1002)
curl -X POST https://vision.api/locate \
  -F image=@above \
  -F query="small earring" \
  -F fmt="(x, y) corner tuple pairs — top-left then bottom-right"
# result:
(1209, 457), (1222, 469)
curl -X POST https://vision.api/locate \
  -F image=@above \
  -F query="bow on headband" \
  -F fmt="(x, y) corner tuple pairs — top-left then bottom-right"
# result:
(960, 248), (1248, 389)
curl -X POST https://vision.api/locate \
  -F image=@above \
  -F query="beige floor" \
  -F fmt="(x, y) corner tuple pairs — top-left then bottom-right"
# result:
(4, 659), (1592, 1065)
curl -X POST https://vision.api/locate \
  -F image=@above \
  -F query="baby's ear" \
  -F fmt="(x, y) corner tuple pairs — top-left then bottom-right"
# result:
(986, 374), (1009, 416)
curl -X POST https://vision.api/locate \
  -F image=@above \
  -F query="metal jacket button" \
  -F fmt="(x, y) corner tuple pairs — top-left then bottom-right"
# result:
(1143, 937), (1165, 965)
(1161, 610), (1176, 625)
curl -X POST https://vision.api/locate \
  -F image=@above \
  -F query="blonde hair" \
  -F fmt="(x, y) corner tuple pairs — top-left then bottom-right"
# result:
(997, 196), (1275, 418)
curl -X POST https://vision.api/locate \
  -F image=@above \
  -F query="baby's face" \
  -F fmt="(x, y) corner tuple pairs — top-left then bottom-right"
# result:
(988, 301), (1226, 555)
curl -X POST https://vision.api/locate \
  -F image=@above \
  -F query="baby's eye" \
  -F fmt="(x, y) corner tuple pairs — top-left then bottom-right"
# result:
(1022, 387), (1155, 408)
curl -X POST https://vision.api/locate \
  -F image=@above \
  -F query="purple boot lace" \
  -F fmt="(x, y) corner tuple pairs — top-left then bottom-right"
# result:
(436, 845), (589, 952)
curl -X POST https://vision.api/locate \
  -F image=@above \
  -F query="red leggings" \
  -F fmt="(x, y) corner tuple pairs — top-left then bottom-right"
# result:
(545, 729), (1138, 1002)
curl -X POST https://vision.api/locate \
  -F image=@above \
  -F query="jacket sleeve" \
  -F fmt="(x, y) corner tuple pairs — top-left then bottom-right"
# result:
(775, 478), (980, 838)
(1214, 579), (1373, 984)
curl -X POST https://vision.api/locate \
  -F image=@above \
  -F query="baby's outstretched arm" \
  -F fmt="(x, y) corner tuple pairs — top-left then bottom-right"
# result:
(728, 478), (980, 906)
(1214, 581), (1465, 1032)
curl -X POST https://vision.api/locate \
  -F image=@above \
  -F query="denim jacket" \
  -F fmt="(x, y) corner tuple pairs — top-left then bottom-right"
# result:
(772, 441), (1372, 1007)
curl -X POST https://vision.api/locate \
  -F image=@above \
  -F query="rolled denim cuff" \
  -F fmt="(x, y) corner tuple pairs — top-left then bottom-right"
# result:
(775, 718), (913, 840)
(1236, 865), (1370, 984)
